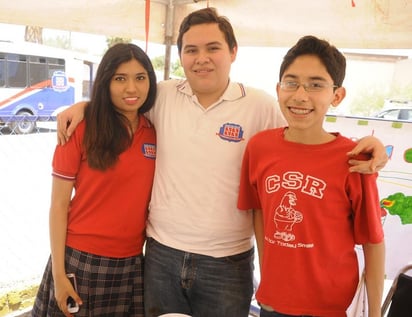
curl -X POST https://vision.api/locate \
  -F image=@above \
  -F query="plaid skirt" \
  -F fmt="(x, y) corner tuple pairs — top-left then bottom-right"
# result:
(31, 246), (144, 317)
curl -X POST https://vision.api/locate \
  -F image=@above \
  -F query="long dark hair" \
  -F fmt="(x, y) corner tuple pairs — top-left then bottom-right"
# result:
(83, 43), (157, 170)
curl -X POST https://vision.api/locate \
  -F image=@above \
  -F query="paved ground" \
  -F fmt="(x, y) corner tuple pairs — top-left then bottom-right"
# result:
(0, 132), (55, 296)
(8, 310), (31, 317)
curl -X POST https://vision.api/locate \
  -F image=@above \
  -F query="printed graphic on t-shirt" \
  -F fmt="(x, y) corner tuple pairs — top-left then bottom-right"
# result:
(265, 191), (314, 249)
(264, 171), (326, 249)
(216, 122), (244, 142)
(273, 191), (303, 242)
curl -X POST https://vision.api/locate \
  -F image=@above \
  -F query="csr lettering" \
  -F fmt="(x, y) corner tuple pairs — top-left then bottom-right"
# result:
(265, 171), (326, 199)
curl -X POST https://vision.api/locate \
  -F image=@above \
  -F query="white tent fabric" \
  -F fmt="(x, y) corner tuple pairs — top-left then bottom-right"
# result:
(0, 0), (411, 49)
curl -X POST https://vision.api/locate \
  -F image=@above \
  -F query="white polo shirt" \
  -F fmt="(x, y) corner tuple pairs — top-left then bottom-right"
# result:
(146, 79), (286, 257)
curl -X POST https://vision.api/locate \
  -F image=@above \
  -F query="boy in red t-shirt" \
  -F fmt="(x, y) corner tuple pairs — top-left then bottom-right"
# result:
(238, 36), (385, 317)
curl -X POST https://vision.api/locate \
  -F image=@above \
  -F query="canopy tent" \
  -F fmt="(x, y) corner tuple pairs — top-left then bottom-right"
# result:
(1, 0), (411, 78)
(1, 0), (411, 47)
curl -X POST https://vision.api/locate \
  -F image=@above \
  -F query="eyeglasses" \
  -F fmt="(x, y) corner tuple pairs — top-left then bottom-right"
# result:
(279, 81), (338, 92)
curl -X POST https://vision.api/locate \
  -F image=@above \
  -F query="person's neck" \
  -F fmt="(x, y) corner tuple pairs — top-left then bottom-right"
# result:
(196, 93), (222, 109)
(195, 80), (229, 109)
(284, 127), (335, 145)
(129, 115), (139, 134)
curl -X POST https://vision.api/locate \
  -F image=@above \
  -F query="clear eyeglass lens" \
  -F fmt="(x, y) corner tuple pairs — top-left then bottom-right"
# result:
(281, 81), (329, 92)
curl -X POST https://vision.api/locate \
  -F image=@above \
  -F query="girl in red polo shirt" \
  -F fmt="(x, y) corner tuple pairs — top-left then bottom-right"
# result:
(31, 43), (157, 317)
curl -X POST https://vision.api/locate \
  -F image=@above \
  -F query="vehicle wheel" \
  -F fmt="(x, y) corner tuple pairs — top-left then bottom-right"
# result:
(11, 110), (36, 134)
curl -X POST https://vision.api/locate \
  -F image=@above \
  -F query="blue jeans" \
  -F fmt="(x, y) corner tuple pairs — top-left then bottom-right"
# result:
(144, 237), (254, 317)
(260, 306), (314, 317)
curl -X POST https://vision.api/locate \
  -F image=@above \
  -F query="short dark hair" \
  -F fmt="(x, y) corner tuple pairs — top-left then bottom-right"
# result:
(279, 35), (346, 87)
(176, 7), (238, 55)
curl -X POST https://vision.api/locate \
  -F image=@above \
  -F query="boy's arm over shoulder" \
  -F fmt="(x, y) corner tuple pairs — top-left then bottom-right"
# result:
(348, 135), (388, 173)
(56, 101), (88, 145)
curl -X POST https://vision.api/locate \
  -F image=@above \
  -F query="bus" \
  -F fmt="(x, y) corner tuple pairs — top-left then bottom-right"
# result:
(0, 41), (100, 134)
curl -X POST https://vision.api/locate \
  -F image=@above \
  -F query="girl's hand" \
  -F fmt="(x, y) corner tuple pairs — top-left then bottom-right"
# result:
(53, 274), (82, 316)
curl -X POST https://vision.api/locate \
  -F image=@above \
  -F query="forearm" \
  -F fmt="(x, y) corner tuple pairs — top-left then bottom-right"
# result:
(49, 178), (73, 278)
(363, 241), (385, 317)
(49, 205), (69, 279)
(253, 209), (264, 270)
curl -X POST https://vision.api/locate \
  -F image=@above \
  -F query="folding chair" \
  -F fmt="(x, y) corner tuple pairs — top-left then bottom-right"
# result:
(381, 264), (412, 317)
(249, 303), (260, 317)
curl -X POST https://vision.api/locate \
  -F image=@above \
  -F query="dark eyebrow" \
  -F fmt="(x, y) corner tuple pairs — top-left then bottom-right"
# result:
(183, 44), (197, 50)
(183, 41), (223, 49)
(113, 71), (147, 76)
(283, 74), (328, 82)
(308, 76), (328, 82)
(206, 41), (223, 46)
(282, 74), (298, 81)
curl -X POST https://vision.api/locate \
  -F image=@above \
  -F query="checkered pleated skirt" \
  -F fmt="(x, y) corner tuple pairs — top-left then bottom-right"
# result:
(31, 246), (144, 317)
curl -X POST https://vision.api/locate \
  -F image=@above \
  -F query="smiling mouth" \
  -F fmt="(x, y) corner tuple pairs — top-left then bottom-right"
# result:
(124, 97), (139, 104)
(289, 107), (312, 115)
(194, 68), (212, 74)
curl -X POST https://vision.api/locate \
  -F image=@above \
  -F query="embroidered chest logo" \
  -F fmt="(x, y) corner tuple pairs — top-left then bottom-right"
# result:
(216, 123), (245, 142)
(142, 143), (156, 159)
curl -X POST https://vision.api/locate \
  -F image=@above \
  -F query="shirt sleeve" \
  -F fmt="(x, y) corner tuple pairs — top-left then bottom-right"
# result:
(347, 172), (385, 244)
(52, 121), (85, 181)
